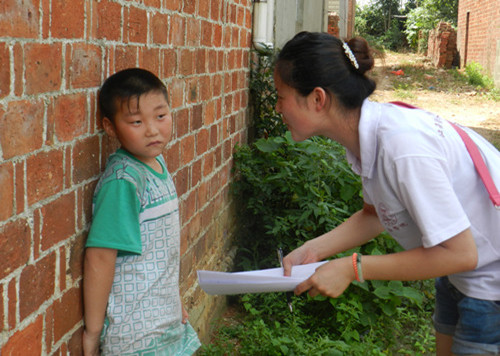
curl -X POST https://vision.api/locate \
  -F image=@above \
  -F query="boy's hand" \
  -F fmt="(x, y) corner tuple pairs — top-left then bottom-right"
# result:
(181, 304), (189, 324)
(83, 329), (101, 356)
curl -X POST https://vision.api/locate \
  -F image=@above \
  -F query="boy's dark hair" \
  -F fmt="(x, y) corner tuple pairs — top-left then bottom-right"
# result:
(98, 68), (169, 122)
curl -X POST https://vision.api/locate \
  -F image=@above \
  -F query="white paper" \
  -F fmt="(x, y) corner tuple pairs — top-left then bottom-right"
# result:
(197, 261), (327, 295)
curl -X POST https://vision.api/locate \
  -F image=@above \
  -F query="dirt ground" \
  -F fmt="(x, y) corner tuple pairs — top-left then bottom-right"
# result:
(369, 52), (500, 147)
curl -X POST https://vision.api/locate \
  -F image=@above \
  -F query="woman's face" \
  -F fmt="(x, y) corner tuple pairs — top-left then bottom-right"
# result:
(274, 71), (316, 142)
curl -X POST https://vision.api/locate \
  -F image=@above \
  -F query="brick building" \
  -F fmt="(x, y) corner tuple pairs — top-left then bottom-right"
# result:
(0, 0), (252, 353)
(456, 0), (500, 86)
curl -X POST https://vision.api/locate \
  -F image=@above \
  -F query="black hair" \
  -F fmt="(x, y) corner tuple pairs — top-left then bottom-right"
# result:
(98, 68), (169, 122)
(275, 31), (376, 109)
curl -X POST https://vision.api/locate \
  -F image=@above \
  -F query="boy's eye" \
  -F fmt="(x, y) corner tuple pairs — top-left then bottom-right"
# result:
(131, 120), (142, 125)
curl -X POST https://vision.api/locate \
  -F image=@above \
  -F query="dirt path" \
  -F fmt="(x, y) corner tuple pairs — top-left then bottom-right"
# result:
(369, 52), (500, 147)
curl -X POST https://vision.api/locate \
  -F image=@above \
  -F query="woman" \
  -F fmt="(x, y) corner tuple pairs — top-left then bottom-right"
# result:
(276, 31), (500, 356)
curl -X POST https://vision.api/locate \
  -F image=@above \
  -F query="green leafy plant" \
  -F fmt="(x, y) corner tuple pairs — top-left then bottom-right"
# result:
(464, 62), (495, 89)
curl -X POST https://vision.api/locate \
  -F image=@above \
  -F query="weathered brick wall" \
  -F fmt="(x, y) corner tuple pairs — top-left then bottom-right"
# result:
(0, 0), (252, 354)
(457, 0), (500, 79)
(427, 22), (457, 68)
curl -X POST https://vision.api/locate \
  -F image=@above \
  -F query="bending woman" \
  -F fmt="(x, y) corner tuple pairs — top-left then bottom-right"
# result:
(276, 31), (500, 356)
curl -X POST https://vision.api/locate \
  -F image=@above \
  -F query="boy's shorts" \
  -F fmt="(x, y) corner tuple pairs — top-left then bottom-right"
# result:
(433, 276), (500, 355)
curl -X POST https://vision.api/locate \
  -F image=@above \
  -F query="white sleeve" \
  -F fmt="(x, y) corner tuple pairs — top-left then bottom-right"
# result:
(389, 155), (471, 247)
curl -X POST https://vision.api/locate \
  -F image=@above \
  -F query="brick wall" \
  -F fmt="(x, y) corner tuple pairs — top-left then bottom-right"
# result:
(427, 22), (457, 68)
(457, 0), (500, 82)
(0, 0), (253, 354)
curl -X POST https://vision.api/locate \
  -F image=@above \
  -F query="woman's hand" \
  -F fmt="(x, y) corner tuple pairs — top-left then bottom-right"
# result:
(83, 329), (101, 356)
(294, 257), (355, 298)
(282, 241), (321, 276)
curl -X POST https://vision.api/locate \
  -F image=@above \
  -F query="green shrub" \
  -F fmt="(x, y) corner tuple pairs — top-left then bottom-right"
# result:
(464, 62), (495, 89)
(232, 133), (363, 270)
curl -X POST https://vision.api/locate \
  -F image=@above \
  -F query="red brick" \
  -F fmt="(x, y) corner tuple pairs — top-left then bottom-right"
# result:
(183, 0), (196, 15)
(51, 0), (84, 38)
(196, 128), (209, 156)
(40, 193), (76, 251)
(203, 152), (214, 177)
(165, 141), (180, 173)
(93, 0), (122, 41)
(192, 159), (202, 187)
(78, 181), (97, 230)
(179, 49), (194, 76)
(67, 326), (83, 356)
(180, 135), (195, 165)
(19, 253), (56, 320)
(186, 17), (200, 46)
(139, 47), (160, 74)
(13, 43), (23, 96)
(69, 233), (86, 282)
(169, 14), (186, 46)
(175, 108), (189, 138)
(0, 219), (31, 280)
(210, 0), (222, 21)
(2, 315), (43, 356)
(213, 24), (223, 47)
(192, 104), (203, 130)
(66, 43), (102, 89)
(114, 45), (138, 72)
(144, 0), (161, 7)
(199, 0), (210, 18)
(126, 6), (148, 43)
(0, 99), (44, 159)
(161, 48), (177, 78)
(26, 149), (64, 206)
(52, 287), (83, 344)
(174, 166), (189, 197)
(25, 43), (62, 94)
(195, 49), (207, 74)
(73, 136), (101, 184)
(0, 0), (40, 38)
(164, 0), (182, 11)
(0, 43), (10, 98)
(7, 278), (16, 330)
(151, 12), (169, 45)
(168, 78), (184, 109)
(0, 161), (14, 220)
(14, 162), (25, 215)
(48, 93), (88, 142)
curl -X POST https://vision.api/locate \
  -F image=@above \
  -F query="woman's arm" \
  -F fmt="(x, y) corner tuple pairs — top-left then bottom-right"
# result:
(283, 203), (384, 276)
(295, 227), (478, 298)
(83, 247), (117, 356)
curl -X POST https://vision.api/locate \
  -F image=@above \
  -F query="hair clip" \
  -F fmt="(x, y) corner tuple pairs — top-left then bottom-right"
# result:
(342, 41), (359, 70)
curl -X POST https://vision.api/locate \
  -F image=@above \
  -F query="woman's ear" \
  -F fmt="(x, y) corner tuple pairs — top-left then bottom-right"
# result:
(102, 117), (117, 138)
(310, 87), (328, 112)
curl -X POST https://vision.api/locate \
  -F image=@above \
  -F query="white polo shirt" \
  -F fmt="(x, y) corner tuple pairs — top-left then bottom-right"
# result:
(345, 100), (500, 300)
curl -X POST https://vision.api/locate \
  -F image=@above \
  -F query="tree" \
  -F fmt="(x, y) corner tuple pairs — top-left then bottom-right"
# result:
(404, 0), (458, 50)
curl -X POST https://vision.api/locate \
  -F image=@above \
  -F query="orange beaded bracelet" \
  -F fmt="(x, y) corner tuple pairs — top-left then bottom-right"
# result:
(352, 252), (365, 283)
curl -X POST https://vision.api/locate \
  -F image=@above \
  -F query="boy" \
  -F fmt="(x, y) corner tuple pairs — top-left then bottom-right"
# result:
(83, 68), (201, 355)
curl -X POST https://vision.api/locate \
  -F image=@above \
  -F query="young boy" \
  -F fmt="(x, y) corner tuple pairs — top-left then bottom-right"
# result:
(83, 68), (201, 356)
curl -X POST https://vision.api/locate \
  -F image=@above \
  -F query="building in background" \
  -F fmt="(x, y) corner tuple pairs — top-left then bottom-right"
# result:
(456, 0), (500, 87)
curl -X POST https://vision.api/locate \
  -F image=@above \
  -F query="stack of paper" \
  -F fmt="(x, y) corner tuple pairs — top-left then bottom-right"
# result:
(197, 261), (327, 295)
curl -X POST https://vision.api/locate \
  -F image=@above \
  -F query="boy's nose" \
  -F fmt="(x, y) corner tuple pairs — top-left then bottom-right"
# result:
(145, 122), (159, 135)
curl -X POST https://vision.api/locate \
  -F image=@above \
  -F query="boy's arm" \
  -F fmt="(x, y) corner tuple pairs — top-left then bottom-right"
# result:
(83, 247), (117, 355)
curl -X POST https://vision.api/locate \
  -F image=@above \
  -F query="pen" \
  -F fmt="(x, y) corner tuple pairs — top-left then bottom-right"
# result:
(277, 247), (293, 313)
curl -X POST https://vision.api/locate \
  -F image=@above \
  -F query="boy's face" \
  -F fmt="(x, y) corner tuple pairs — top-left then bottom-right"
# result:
(103, 91), (172, 168)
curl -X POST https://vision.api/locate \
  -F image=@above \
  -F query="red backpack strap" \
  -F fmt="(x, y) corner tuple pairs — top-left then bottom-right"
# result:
(389, 101), (500, 209)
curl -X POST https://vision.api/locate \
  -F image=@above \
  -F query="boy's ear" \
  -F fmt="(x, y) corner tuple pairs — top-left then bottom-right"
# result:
(102, 117), (117, 137)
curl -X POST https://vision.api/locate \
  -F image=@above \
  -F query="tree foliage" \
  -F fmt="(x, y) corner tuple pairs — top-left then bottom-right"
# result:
(405, 0), (458, 50)
(355, 0), (458, 51)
